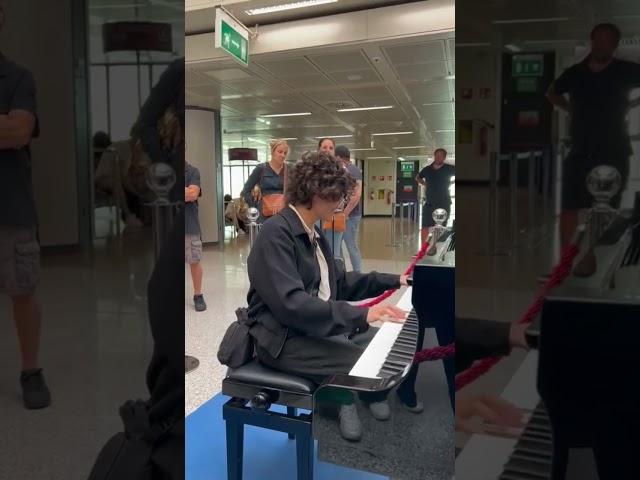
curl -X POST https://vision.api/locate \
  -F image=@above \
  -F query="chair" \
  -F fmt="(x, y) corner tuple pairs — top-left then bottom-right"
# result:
(224, 200), (239, 239)
(222, 358), (317, 480)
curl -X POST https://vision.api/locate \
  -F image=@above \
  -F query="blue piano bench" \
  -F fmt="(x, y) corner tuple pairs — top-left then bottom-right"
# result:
(222, 359), (317, 480)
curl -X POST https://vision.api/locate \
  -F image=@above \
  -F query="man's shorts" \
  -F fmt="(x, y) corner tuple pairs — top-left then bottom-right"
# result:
(185, 234), (203, 265)
(562, 152), (629, 210)
(422, 203), (451, 228)
(0, 226), (40, 296)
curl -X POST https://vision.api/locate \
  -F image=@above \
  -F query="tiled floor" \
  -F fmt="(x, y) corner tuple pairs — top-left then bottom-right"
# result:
(0, 208), (156, 480)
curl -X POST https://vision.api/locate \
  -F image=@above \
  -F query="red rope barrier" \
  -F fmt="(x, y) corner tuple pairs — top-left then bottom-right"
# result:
(355, 240), (455, 363)
(454, 243), (580, 391)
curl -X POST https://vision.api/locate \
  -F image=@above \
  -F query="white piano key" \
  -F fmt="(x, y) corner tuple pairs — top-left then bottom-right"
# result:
(349, 288), (413, 378)
(455, 351), (540, 479)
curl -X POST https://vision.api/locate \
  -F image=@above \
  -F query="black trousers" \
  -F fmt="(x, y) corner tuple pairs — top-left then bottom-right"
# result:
(256, 326), (389, 403)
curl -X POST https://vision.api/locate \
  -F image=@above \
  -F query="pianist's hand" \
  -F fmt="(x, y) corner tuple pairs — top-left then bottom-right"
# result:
(366, 305), (406, 324)
(455, 394), (527, 438)
(399, 274), (409, 286)
(509, 323), (529, 350)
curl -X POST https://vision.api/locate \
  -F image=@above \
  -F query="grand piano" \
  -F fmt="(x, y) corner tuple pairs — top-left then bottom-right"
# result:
(457, 182), (639, 479)
(313, 215), (455, 479)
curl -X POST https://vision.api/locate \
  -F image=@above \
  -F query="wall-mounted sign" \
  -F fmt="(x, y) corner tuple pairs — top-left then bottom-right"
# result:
(462, 88), (473, 99)
(479, 87), (492, 99)
(102, 22), (173, 52)
(215, 8), (249, 66)
(403, 185), (413, 192)
(228, 147), (258, 161)
(512, 54), (544, 77)
(517, 110), (540, 127)
(379, 176), (385, 181)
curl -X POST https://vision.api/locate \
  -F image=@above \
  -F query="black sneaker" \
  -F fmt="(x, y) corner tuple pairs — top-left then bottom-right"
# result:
(20, 368), (51, 409)
(194, 294), (207, 312)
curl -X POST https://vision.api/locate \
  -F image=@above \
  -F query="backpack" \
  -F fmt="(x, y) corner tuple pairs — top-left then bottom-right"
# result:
(87, 399), (182, 480)
(217, 307), (257, 368)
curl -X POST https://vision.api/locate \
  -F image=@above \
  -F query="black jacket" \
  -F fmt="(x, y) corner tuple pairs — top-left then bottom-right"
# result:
(455, 317), (511, 373)
(247, 206), (400, 358)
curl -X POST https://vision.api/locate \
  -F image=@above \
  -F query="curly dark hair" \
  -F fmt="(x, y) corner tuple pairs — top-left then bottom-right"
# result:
(286, 151), (356, 208)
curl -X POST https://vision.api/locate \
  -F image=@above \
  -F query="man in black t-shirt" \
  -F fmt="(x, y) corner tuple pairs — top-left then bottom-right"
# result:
(415, 148), (455, 244)
(547, 23), (640, 254)
(0, 53), (51, 409)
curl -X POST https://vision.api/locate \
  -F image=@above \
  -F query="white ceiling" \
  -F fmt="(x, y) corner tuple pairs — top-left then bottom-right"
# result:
(457, 0), (640, 50)
(186, 0), (421, 34)
(187, 35), (455, 160)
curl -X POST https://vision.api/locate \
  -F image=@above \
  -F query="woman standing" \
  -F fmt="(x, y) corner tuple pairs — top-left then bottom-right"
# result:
(242, 139), (289, 223)
(317, 138), (345, 257)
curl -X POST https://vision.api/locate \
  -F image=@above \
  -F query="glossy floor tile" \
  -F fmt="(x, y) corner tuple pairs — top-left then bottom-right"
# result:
(0, 211), (155, 480)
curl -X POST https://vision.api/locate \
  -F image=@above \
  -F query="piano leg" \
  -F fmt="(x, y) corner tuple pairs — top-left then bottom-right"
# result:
(550, 435), (569, 480)
(398, 315), (455, 409)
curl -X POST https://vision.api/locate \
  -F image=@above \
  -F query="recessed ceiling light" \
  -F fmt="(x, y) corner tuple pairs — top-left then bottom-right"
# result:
(221, 94), (243, 100)
(366, 156), (392, 159)
(371, 131), (413, 136)
(337, 106), (394, 112)
(260, 112), (312, 118)
(505, 44), (521, 52)
(435, 129), (455, 133)
(314, 134), (353, 139)
(398, 157), (405, 161)
(247, 137), (267, 145)
(245, 0), (338, 16)
(492, 17), (570, 24)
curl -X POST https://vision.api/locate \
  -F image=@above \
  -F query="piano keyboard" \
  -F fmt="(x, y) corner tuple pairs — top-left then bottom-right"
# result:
(349, 288), (418, 379)
(498, 403), (552, 480)
(455, 351), (540, 479)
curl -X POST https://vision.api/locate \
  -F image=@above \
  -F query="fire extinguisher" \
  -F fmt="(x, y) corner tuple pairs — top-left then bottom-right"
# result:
(386, 190), (394, 204)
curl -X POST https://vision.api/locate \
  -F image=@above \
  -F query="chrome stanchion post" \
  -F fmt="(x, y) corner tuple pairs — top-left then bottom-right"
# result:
(146, 162), (178, 261)
(510, 152), (519, 250)
(427, 208), (448, 256)
(247, 207), (260, 250)
(488, 152), (497, 255)
(528, 151), (536, 246)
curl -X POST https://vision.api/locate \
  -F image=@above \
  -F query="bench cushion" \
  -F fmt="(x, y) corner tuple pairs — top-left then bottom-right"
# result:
(224, 359), (316, 395)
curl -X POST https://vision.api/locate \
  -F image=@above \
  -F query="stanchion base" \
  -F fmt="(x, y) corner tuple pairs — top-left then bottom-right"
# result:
(185, 355), (200, 374)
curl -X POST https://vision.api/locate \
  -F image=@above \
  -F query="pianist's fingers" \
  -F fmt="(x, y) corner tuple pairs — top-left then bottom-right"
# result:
(455, 394), (527, 434)
(366, 305), (407, 324)
(382, 305), (407, 321)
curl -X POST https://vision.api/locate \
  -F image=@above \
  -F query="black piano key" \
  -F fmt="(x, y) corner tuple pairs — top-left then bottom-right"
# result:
(387, 352), (413, 363)
(383, 360), (408, 370)
(391, 344), (416, 355)
(380, 367), (398, 376)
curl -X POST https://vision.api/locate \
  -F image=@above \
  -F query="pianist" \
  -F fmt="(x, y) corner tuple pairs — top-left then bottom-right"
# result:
(246, 151), (412, 441)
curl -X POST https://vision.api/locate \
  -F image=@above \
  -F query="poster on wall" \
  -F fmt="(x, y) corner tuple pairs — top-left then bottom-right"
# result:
(387, 175), (393, 181)
(458, 120), (473, 144)
(379, 176), (385, 181)
(479, 88), (491, 99)
(403, 185), (413, 193)
(378, 189), (385, 199)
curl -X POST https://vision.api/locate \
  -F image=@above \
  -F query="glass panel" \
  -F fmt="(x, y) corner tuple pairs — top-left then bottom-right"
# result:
(90, 66), (108, 135)
(108, 66), (139, 141)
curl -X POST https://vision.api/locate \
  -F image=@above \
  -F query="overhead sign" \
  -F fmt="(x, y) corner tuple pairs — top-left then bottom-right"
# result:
(228, 148), (258, 161)
(102, 22), (173, 52)
(512, 54), (544, 77)
(214, 8), (249, 66)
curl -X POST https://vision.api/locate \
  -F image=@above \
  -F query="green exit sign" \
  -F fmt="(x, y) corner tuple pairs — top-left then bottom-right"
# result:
(401, 162), (414, 172)
(215, 8), (249, 66)
(512, 54), (544, 77)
